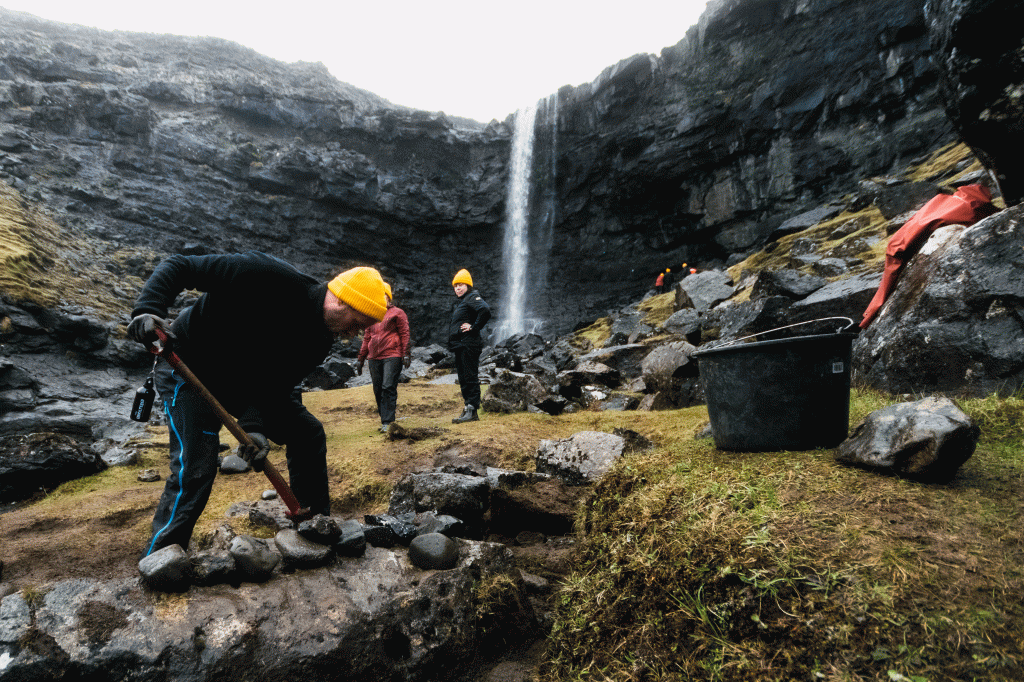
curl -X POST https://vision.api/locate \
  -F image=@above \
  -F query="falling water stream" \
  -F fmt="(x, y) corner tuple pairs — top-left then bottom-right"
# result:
(493, 104), (538, 342)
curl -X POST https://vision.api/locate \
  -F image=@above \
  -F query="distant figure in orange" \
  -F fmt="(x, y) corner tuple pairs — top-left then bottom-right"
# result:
(654, 270), (666, 294)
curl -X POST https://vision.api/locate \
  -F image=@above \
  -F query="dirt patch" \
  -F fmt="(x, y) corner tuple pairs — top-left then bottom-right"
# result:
(1, 487), (157, 586)
(77, 600), (130, 647)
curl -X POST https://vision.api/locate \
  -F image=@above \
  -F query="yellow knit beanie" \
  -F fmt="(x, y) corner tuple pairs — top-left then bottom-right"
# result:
(383, 282), (393, 302)
(328, 267), (387, 321)
(452, 269), (473, 287)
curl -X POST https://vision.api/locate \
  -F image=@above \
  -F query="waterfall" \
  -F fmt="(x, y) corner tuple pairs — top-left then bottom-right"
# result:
(493, 104), (538, 343)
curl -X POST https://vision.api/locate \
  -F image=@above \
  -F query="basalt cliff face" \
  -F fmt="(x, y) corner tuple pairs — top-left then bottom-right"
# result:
(0, 0), (950, 342)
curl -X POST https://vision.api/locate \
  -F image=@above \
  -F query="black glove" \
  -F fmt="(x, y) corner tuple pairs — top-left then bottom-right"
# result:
(127, 314), (174, 348)
(403, 355), (411, 369)
(356, 360), (364, 375)
(237, 432), (270, 472)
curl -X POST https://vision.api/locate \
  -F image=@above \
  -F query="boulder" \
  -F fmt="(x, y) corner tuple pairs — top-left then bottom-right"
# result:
(640, 341), (702, 408)
(387, 472), (490, 527)
(0, 541), (536, 682)
(0, 432), (107, 503)
(535, 432), (626, 486)
(556, 361), (621, 395)
(575, 344), (648, 380)
(190, 549), (237, 587)
(782, 272), (882, 327)
(674, 270), (736, 312)
(275, 528), (335, 569)
(138, 544), (191, 592)
(335, 519), (368, 557)
(229, 535), (281, 582)
(408, 533), (459, 570)
(835, 397), (979, 482)
(854, 204), (1024, 396)
(927, 0), (1024, 205)
(750, 268), (828, 300)
(482, 369), (550, 414)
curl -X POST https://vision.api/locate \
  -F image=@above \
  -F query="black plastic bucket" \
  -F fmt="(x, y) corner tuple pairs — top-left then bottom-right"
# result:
(693, 332), (857, 451)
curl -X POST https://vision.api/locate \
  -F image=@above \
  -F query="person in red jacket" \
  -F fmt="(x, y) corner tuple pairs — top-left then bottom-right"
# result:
(356, 282), (412, 433)
(654, 270), (666, 294)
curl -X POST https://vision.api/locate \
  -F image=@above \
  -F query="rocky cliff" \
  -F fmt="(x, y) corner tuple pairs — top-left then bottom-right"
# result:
(0, 0), (954, 342)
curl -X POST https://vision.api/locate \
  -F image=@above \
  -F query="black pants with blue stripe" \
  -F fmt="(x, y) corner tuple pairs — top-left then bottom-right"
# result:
(145, 360), (330, 556)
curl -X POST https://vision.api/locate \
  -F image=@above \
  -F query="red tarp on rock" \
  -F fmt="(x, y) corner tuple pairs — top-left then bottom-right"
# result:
(859, 184), (994, 328)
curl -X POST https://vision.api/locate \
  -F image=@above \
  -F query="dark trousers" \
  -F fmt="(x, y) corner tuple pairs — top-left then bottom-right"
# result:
(453, 345), (482, 409)
(368, 357), (402, 425)
(146, 361), (330, 555)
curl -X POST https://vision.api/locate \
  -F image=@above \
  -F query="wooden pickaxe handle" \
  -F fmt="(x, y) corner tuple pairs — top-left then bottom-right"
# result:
(149, 328), (312, 521)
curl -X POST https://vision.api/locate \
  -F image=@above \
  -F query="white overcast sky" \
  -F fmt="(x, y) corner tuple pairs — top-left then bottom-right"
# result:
(3, 1), (710, 122)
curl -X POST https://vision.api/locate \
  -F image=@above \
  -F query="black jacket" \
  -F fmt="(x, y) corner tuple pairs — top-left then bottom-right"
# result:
(447, 287), (491, 350)
(132, 251), (333, 430)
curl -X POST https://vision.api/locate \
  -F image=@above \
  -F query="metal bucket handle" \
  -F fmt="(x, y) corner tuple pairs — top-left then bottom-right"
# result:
(714, 316), (855, 349)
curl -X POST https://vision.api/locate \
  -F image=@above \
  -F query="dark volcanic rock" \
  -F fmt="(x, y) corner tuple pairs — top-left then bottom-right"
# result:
(926, 0), (1024, 205)
(0, 1), (954, 345)
(0, 432), (107, 503)
(854, 203), (1024, 396)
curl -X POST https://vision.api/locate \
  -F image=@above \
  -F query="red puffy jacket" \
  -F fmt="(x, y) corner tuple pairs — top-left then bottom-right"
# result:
(860, 184), (994, 328)
(357, 306), (410, 360)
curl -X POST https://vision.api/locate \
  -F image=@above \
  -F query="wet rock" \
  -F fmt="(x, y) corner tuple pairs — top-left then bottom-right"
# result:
(219, 453), (249, 473)
(927, 0), (1024, 205)
(751, 269), (828, 301)
(190, 549), (236, 586)
(387, 472), (490, 526)
(297, 514), (342, 544)
(229, 535), (281, 582)
(481, 369), (550, 414)
(138, 544), (191, 592)
(335, 519), (367, 557)
(365, 513), (418, 545)
(782, 272), (882, 327)
(835, 396), (979, 482)
(854, 204), (1024, 396)
(675, 270), (736, 312)
(414, 511), (464, 537)
(640, 341), (702, 408)
(275, 528), (334, 569)
(530, 394), (569, 416)
(536, 432), (626, 486)
(662, 308), (702, 340)
(0, 432), (107, 503)
(576, 344), (648, 380)
(363, 523), (398, 548)
(556, 361), (621, 399)
(0, 541), (536, 682)
(408, 533), (459, 570)
(226, 499), (293, 531)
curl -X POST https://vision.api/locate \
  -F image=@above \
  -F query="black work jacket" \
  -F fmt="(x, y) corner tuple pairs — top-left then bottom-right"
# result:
(447, 287), (491, 350)
(132, 251), (333, 431)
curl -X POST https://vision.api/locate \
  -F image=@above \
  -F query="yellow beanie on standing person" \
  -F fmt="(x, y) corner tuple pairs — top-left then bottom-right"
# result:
(452, 269), (473, 287)
(328, 267), (387, 321)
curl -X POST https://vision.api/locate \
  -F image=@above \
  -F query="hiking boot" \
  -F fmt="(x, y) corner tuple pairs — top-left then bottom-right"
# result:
(452, 406), (479, 424)
(379, 423), (391, 434)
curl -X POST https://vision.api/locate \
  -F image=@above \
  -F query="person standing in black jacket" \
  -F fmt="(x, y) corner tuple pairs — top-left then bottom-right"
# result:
(126, 252), (387, 557)
(447, 268), (491, 423)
